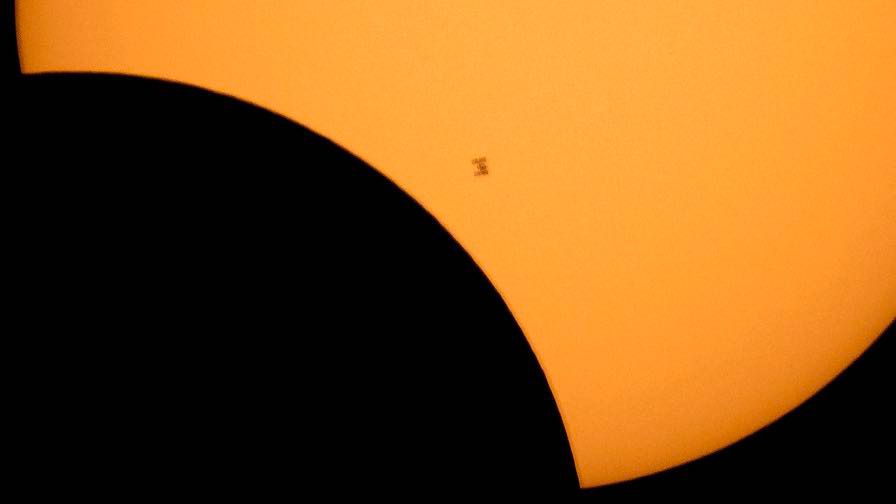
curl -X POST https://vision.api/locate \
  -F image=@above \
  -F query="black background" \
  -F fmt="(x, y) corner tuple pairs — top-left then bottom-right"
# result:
(4, 3), (892, 499)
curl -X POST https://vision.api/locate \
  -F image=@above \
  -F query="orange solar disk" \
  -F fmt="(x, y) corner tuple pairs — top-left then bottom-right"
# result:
(16, 1), (896, 488)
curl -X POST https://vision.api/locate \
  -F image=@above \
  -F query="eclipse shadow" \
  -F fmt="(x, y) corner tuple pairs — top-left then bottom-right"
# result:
(9, 71), (580, 497)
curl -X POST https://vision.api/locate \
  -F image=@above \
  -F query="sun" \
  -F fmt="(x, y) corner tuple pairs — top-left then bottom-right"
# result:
(16, 0), (896, 488)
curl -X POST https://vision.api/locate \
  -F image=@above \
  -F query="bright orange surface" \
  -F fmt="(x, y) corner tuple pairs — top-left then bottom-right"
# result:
(17, 1), (896, 488)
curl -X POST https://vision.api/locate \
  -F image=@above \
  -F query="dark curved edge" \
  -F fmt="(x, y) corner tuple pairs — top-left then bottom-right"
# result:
(6, 4), (894, 499)
(5, 5), (579, 495)
(7, 71), (581, 496)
